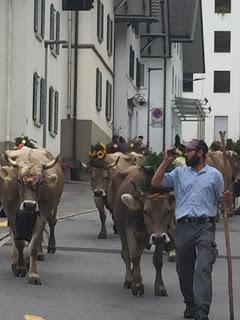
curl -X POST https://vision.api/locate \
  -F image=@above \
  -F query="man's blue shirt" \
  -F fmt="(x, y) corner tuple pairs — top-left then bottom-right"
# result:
(163, 164), (224, 220)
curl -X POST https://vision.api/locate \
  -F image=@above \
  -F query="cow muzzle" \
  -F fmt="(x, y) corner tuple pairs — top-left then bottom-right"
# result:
(20, 200), (39, 213)
(150, 232), (170, 245)
(94, 189), (106, 197)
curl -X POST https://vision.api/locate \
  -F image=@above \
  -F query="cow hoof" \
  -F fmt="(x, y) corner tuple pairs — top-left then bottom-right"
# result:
(155, 287), (168, 297)
(123, 280), (132, 289)
(167, 255), (176, 262)
(37, 254), (45, 261)
(12, 265), (27, 278)
(28, 274), (41, 285)
(47, 247), (56, 254)
(131, 283), (144, 296)
(98, 233), (107, 239)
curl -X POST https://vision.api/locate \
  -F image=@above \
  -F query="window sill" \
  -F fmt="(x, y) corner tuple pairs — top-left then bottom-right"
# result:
(34, 120), (42, 128)
(49, 131), (56, 138)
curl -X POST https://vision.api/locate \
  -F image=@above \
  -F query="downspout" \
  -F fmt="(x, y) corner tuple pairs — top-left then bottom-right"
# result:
(6, 0), (13, 149)
(67, 12), (73, 119)
(72, 11), (79, 163)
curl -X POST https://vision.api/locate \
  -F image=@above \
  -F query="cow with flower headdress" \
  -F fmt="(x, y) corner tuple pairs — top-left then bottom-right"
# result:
(0, 147), (64, 285)
(87, 142), (143, 239)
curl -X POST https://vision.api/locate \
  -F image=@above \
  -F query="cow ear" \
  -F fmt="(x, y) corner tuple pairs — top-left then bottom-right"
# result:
(0, 167), (13, 182)
(46, 173), (58, 188)
(121, 194), (141, 210)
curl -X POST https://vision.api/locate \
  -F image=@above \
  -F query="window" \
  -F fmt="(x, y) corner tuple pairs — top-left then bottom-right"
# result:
(97, 0), (104, 43)
(96, 68), (102, 111)
(215, 0), (231, 13)
(172, 67), (174, 94)
(32, 72), (44, 127)
(50, 4), (60, 56)
(105, 81), (112, 121)
(136, 58), (141, 89)
(214, 31), (231, 52)
(214, 116), (228, 141)
(140, 63), (145, 87)
(214, 71), (230, 92)
(34, 0), (45, 40)
(107, 15), (113, 56)
(183, 73), (193, 92)
(129, 46), (135, 80)
(48, 87), (59, 136)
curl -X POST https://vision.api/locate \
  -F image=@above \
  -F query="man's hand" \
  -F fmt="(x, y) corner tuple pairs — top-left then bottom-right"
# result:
(164, 150), (176, 163)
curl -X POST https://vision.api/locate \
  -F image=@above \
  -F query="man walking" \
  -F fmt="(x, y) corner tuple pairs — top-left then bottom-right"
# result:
(151, 139), (231, 320)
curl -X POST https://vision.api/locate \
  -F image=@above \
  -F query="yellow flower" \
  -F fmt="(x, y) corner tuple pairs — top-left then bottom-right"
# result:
(100, 143), (106, 151)
(97, 150), (105, 159)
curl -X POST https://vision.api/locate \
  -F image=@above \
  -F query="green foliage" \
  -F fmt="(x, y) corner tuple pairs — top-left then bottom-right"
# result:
(139, 152), (176, 193)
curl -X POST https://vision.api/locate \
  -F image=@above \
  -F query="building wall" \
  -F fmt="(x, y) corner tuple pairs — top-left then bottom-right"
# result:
(184, 0), (240, 145)
(0, 0), (68, 155)
(114, 23), (141, 140)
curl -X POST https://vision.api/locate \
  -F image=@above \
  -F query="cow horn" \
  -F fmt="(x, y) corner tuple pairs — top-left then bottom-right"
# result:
(4, 152), (19, 168)
(42, 155), (60, 170)
(105, 156), (120, 170)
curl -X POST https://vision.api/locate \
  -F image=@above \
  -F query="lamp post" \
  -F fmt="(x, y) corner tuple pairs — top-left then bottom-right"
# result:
(43, 40), (68, 148)
(147, 67), (162, 151)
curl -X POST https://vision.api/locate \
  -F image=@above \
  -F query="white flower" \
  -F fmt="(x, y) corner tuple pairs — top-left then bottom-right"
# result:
(22, 139), (26, 144)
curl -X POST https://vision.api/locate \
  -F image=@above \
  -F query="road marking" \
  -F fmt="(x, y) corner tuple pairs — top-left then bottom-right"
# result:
(25, 315), (46, 320)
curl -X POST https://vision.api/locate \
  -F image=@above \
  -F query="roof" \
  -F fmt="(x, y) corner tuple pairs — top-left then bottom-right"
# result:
(172, 97), (209, 121)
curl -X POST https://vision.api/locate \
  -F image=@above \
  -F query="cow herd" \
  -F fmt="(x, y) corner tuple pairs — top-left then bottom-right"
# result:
(0, 146), (239, 299)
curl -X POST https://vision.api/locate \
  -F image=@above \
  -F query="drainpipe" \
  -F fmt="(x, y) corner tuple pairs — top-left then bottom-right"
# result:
(6, 0), (13, 149)
(162, 57), (167, 151)
(72, 11), (79, 162)
(67, 12), (73, 119)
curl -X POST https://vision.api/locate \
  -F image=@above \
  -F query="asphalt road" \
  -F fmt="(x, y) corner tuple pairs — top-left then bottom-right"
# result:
(0, 182), (240, 320)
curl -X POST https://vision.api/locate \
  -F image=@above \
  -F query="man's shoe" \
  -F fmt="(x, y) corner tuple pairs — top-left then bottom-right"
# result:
(194, 309), (209, 320)
(184, 304), (196, 319)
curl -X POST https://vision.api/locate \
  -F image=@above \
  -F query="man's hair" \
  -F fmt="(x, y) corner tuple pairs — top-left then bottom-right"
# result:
(138, 135), (143, 140)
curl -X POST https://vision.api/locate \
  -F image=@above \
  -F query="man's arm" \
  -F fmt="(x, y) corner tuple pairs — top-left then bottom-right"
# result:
(151, 151), (175, 188)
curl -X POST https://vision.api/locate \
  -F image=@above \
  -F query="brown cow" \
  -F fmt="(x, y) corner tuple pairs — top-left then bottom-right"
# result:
(89, 152), (144, 239)
(112, 166), (174, 296)
(0, 147), (64, 285)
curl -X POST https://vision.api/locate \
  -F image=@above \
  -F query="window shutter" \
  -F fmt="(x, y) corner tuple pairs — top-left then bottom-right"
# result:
(56, 12), (60, 55)
(50, 4), (55, 50)
(97, 0), (101, 40)
(54, 91), (59, 135)
(136, 58), (141, 88)
(48, 87), (54, 131)
(40, 78), (45, 124)
(34, 0), (38, 33)
(101, 4), (104, 41)
(107, 15), (110, 53)
(32, 72), (38, 121)
(41, 0), (45, 38)
(96, 68), (99, 109)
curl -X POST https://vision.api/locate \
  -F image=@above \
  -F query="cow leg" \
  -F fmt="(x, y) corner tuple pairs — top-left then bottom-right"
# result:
(94, 198), (107, 239)
(47, 209), (57, 254)
(12, 239), (27, 278)
(153, 244), (168, 296)
(127, 229), (144, 296)
(28, 216), (46, 285)
(37, 233), (45, 261)
(120, 235), (133, 289)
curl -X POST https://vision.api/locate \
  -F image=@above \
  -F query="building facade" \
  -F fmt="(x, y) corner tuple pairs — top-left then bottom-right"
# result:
(183, 0), (240, 145)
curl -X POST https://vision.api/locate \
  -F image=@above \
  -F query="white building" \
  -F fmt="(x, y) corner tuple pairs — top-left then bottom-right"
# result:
(114, 0), (205, 152)
(183, 0), (240, 145)
(0, 0), (69, 155)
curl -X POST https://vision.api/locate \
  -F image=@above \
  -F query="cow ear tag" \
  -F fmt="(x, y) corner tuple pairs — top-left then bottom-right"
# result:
(0, 168), (12, 182)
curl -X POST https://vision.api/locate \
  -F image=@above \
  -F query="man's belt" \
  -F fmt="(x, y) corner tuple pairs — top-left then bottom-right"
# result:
(177, 216), (215, 224)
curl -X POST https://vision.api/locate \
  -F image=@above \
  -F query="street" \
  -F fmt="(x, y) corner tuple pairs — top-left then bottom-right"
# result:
(0, 181), (239, 320)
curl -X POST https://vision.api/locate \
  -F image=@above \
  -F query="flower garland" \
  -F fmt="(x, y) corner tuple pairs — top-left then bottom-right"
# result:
(88, 142), (107, 167)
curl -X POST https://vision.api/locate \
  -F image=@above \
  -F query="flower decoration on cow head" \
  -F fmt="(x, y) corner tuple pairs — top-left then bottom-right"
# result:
(88, 142), (107, 167)
(14, 135), (37, 149)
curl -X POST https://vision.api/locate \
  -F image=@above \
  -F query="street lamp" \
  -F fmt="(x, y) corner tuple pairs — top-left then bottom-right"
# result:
(43, 40), (68, 148)
(147, 67), (162, 150)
